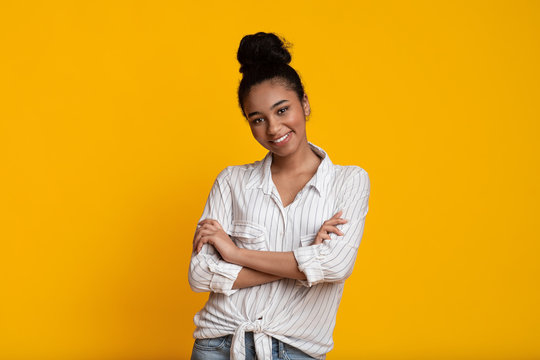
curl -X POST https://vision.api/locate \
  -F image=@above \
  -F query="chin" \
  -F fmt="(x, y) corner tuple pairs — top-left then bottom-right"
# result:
(270, 143), (299, 158)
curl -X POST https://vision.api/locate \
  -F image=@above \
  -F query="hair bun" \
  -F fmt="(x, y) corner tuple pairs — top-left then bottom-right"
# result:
(237, 32), (291, 73)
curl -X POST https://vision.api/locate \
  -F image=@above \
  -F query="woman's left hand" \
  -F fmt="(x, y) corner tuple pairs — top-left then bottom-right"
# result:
(312, 210), (348, 245)
(193, 219), (239, 262)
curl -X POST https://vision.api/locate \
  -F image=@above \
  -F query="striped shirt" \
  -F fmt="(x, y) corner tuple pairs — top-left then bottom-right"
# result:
(188, 142), (370, 360)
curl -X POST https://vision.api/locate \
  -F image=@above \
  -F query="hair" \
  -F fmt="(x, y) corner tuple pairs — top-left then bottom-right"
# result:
(236, 32), (306, 117)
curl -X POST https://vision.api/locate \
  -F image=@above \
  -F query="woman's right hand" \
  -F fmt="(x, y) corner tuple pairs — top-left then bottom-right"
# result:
(193, 219), (239, 262)
(312, 210), (348, 245)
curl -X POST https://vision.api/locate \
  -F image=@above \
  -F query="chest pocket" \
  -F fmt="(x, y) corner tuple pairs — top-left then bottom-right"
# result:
(228, 220), (268, 251)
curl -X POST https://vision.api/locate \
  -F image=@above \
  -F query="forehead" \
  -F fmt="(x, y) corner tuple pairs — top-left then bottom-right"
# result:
(243, 79), (297, 111)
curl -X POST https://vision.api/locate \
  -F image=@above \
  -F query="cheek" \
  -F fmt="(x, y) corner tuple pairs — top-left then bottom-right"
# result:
(291, 113), (307, 129)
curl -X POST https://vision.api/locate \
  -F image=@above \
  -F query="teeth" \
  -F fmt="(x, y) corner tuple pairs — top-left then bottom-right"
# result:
(274, 132), (290, 143)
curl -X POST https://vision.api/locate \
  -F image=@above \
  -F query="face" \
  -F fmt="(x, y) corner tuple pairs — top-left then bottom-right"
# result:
(242, 79), (311, 158)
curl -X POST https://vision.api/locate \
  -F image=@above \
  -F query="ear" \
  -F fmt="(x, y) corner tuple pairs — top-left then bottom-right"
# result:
(302, 93), (311, 117)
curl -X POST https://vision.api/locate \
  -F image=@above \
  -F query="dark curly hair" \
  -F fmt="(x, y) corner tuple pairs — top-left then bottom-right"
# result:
(237, 32), (306, 117)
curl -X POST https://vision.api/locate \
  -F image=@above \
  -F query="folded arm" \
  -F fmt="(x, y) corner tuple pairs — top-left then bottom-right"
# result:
(214, 169), (370, 287)
(193, 211), (350, 284)
(232, 267), (282, 289)
(188, 168), (285, 295)
(293, 169), (370, 287)
(188, 168), (242, 296)
(189, 168), (370, 294)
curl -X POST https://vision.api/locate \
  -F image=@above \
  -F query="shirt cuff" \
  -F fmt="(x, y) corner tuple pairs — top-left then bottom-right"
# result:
(293, 243), (330, 287)
(207, 257), (243, 296)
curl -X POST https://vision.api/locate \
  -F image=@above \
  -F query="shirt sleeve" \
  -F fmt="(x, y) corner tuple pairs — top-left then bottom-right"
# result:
(188, 168), (243, 296)
(293, 168), (370, 287)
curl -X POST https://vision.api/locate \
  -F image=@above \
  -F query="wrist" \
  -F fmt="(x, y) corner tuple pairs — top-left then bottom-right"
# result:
(226, 246), (246, 265)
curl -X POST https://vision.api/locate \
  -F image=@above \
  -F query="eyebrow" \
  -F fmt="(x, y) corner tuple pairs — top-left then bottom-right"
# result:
(247, 99), (289, 118)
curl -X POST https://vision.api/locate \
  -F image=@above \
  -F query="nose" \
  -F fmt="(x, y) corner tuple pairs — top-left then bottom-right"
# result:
(266, 117), (280, 136)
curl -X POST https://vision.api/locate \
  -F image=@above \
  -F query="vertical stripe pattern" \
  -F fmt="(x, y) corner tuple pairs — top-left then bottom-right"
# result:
(188, 143), (370, 360)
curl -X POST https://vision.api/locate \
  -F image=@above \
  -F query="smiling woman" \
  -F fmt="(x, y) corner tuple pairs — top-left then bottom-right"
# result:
(188, 32), (371, 360)
(244, 80), (311, 161)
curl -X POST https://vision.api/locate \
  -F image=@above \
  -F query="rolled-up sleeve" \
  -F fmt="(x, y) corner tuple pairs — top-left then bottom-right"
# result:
(293, 168), (370, 287)
(188, 168), (243, 296)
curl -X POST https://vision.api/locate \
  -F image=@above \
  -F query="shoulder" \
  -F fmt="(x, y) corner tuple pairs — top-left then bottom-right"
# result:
(332, 164), (370, 195)
(333, 164), (368, 179)
(313, 143), (369, 191)
(214, 159), (263, 185)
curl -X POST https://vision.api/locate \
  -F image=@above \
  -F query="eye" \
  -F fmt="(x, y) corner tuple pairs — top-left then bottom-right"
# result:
(277, 106), (289, 115)
(252, 118), (264, 125)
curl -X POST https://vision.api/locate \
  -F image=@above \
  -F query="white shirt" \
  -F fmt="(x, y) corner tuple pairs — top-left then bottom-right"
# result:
(188, 142), (370, 360)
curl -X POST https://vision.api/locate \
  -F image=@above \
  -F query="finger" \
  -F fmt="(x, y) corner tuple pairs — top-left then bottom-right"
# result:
(198, 223), (221, 235)
(195, 229), (216, 239)
(193, 231), (200, 251)
(198, 223), (219, 232)
(331, 210), (343, 219)
(198, 218), (216, 224)
(324, 218), (348, 226)
(193, 230), (204, 246)
(193, 236), (199, 252)
(198, 219), (221, 228)
(196, 236), (212, 254)
(197, 219), (212, 229)
(194, 240), (203, 253)
(193, 233), (204, 252)
(193, 230), (216, 250)
(314, 232), (331, 244)
(321, 233), (332, 241)
(323, 225), (344, 236)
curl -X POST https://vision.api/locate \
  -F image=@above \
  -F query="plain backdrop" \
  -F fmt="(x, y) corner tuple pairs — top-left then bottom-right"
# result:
(1, 1), (539, 359)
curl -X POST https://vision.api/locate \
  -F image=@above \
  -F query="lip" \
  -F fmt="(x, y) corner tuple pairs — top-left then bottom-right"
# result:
(269, 131), (292, 146)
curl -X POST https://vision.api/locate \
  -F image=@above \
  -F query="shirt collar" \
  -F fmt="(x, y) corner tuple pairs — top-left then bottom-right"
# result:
(246, 142), (334, 196)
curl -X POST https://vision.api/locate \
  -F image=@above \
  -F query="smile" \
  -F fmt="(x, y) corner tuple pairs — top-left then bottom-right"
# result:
(270, 131), (292, 144)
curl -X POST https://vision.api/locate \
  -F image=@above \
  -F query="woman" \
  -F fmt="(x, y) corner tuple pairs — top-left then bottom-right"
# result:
(188, 32), (370, 360)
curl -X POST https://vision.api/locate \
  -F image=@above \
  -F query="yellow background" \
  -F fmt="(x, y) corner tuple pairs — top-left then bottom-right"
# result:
(1, 1), (539, 359)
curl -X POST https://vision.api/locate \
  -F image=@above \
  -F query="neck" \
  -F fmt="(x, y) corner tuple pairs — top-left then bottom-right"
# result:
(271, 139), (321, 175)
